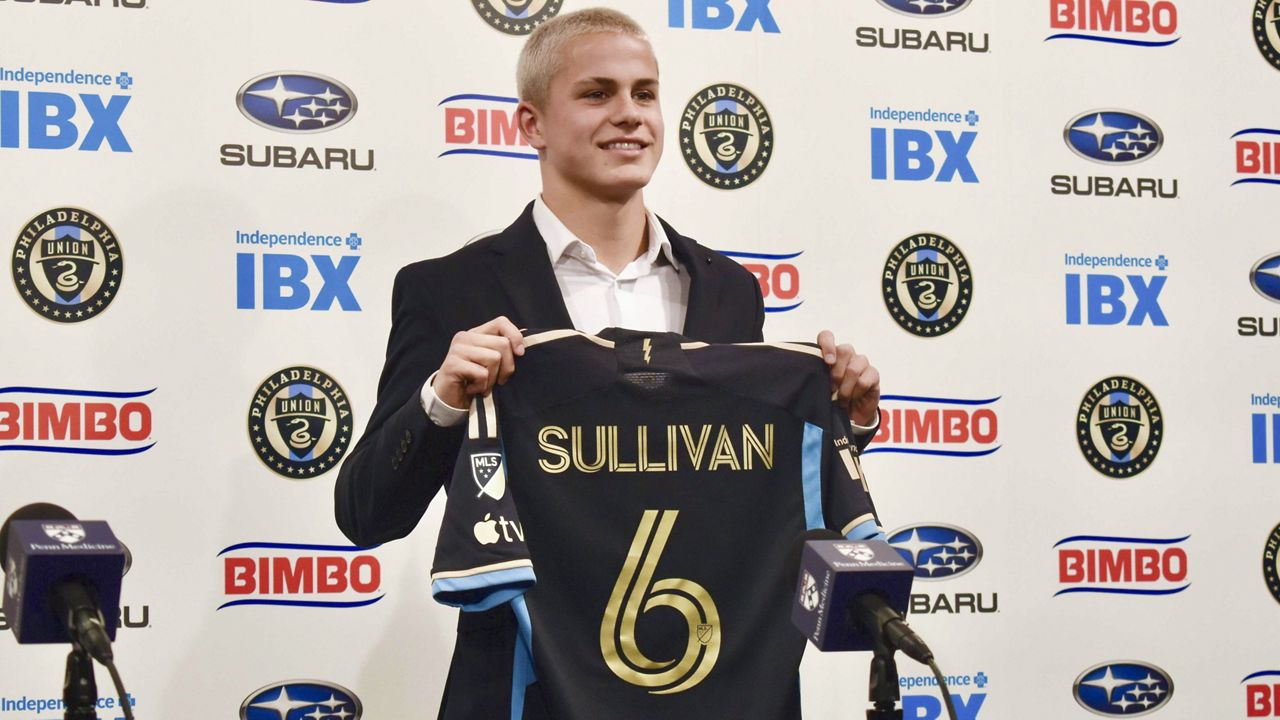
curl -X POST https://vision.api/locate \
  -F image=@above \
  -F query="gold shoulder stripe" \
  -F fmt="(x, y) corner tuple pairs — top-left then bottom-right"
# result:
(431, 559), (534, 581)
(523, 329), (615, 349)
(840, 514), (879, 538)
(716, 341), (825, 359)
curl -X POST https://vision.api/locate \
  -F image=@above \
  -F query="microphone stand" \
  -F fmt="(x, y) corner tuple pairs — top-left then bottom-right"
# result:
(63, 643), (98, 720)
(867, 638), (902, 720)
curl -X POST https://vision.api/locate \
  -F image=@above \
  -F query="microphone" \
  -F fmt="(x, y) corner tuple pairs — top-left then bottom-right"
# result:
(790, 528), (933, 664)
(2, 503), (126, 664)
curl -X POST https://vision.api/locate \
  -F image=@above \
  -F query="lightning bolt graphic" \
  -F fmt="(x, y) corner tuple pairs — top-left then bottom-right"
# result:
(642, 338), (652, 364)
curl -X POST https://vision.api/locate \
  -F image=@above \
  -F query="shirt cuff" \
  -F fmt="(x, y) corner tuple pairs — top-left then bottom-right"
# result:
(849, 410), (880, 437)
(420, 371), (469, 428)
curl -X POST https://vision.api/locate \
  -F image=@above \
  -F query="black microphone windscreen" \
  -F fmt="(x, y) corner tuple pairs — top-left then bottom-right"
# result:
(0, 504), (77, 564)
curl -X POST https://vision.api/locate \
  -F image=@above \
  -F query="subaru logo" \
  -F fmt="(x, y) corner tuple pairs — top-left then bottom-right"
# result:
(1251, 253), (1280, 303)
(236, 72), (358, 134)
(240, 680), (362, 720)
(876, 0), (973, 16)
(1064, 110), (1164, 165)
(886, 524), (982, 580)
(1073, 661), (1173, 717)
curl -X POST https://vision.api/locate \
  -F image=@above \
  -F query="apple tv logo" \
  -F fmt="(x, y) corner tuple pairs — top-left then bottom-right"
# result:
(473, 513), (525, 545)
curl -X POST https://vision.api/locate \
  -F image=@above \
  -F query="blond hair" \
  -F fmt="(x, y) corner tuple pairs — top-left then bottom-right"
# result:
(517, 7), (652, 108)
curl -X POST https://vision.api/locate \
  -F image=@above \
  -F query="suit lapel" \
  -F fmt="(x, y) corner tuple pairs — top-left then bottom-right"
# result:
(661, 216), (722, 340)
(488, 202), (575, 330)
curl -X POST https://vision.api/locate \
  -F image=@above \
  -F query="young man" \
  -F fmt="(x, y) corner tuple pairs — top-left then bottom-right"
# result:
(334, 8), (881, 718)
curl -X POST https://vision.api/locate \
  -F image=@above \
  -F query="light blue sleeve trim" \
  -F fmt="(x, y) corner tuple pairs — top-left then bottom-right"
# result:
(802, 422), (824, 530)
(845, 520), (885, 542)
(431, 567), (536, 612)
(510, 594), (536, 720)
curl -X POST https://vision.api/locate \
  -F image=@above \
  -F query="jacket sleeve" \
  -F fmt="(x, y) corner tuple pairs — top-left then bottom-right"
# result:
(334, 263), (465, 547)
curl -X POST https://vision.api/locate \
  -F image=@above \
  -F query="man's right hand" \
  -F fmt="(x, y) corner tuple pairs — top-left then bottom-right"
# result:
(431, 316), (526, 409)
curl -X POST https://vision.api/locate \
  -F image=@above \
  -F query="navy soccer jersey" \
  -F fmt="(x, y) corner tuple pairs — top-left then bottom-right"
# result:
(430, 329), (882, 720)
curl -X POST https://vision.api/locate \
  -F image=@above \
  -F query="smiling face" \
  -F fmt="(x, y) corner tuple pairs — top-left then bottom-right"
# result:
(518, 32), (664, 204)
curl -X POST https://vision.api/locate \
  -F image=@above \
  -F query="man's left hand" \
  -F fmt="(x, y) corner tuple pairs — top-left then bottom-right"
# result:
(817, 331), (880, 428)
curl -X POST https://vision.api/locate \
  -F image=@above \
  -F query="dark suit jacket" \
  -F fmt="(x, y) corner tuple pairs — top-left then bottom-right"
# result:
(333, 202), (766, 718)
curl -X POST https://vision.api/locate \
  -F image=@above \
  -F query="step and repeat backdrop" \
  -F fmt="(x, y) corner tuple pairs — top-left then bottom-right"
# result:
(2, 0), (1280, 718)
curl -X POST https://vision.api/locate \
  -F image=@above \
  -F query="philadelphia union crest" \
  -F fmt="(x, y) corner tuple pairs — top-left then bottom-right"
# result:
(11, 208), (123, 323)
(1076, 376), (1163, 478)
(472, 0), (562, 35)
(1255, 0), (1280, 71)
(882, 233), (973, 337)
(249, 366), (353, 479)
(680, 83), (774, 189)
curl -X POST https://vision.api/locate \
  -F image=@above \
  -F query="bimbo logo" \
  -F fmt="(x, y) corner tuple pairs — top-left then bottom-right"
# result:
(1235, 129), (1280, 187)
(1245, 671), (1280, 717)
(0, 386), (154, 456)
(241, 680), (362, 720)
(1047, 0), (1180, 46)
(868, 394), (1000, 457)
(1074, 661), (1173, 716)
(721, 250), (803, 312)
(219, 542), (383, 610)
(439, 94), (535, 160)
(1055, 534), (1189, 597)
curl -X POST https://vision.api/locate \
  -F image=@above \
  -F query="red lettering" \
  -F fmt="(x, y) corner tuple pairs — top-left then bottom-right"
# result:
(317, 557), (348, 593)
(85, 403), (116, 440)
(1088, 0), (1121, 31)
(744, 263), (770, 297)
(38, 402), (78, 440)
(490, 110), (527, 146)
(1050, 0), (1075, 28)
(873, 408), (891, 443)
(905, 410), (938, 443)
(1152, 1), (1176, 33)
(444, 107), (475, 144)
(1135, 548), (1160, 581)
(1162, 548), (1187, 581)
(1239, 141), (1262, 174)
(1099, 549), (1132, 581)
(1245, 684), (1272, 716)
(1058, 549), (1085, 582)
(224, 558), (256, 594)
(772, 264), (800, 300)
(942, 409), (968, 443)
(350, 556), (380, 593)
(972, 409), (998, 443)
(273, 557), (314, 594)
(1126, 1), (1150, 32)
(118, 402), (150, 441)
(0, 403), (18, 440)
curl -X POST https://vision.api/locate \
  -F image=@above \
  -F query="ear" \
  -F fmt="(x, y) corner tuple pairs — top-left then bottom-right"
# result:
(516, 100), (547, 151)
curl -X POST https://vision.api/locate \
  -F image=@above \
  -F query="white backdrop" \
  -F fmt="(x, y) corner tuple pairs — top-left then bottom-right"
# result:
(2, 1), (1279, 718)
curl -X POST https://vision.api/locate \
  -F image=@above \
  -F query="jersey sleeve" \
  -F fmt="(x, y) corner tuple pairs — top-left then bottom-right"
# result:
(822, 401), (885, 541)
(430, 393), (536, 611)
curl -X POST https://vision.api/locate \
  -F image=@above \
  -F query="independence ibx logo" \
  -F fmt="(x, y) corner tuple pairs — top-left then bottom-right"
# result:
(1076, 376), (1163, 478)
(856, 0), (988, 53)
(668, 0), (780, 33)
(868, 394), (999, 457)
(871, 106), (980, 184)
(0, 65), (134, 152)
(439, 94), (535, 160)
(721, 250), (802, 312)
(472, 0), (562, 35)
(1065, 252), (1169, 327)
(1074, 661), (1173, 716)
(235, 229), (363, 312)
(1240, 252), (1280, 338)
(219, 542), (383, 610)
(1253, 392), (1279, 464)
(1047, 0), (1180, 46)
(1245, 671), (1280, 717)
(248, 367), (353, 479)
(222, 72), (373, 171)
(12, 207), (124, 322)
(680, 83), (773, 190)
(241, 681), (362, 720)
(1052, 109), (1177, 199)
(889, 524), (982, 580)
(0, 387), (154, 456)
(901, 670), (989, 720)
(1055, 534), (1189, 597)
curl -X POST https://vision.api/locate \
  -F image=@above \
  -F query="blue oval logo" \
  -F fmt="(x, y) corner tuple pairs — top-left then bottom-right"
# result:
(1064, 110), (1163, 165)
(236, 72), (358, 134)
(876, 0), (973, 17)
(1073, 662), (1173, 717)
(240, 680), (362, 720)
(886, 524), (982, 580)
(1251, 253), (1280, 303)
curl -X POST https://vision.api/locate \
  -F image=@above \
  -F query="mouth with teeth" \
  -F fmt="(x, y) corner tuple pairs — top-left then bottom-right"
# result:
(601, 141), (647, 151)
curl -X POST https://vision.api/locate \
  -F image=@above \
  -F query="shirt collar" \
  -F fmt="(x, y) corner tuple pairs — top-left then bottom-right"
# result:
(533, 196), (680, 271)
